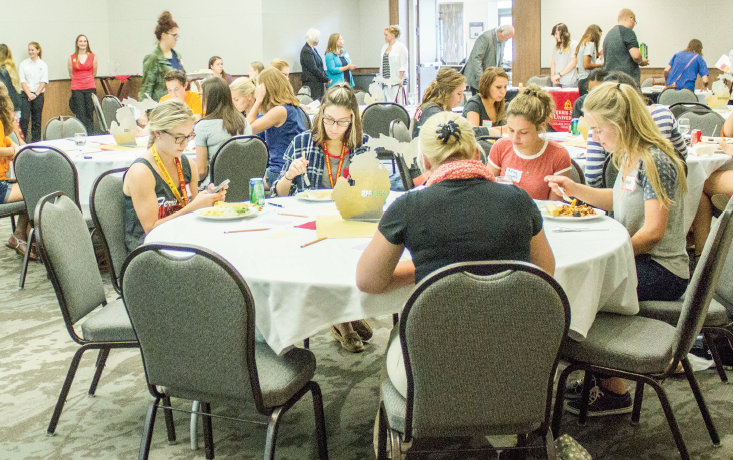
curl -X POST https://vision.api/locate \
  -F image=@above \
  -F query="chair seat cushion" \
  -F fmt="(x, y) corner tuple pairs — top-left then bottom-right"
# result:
(80, 298), (137, 342)
(638, 298), (729, 327)
(562, 313), (676, 374)
(381, 377), (407, 434)
(255, 343), (316, 408)
(0, 200), (26, 217)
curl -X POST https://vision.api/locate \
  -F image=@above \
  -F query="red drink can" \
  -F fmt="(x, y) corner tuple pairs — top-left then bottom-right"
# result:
(691, 129), (702, 145)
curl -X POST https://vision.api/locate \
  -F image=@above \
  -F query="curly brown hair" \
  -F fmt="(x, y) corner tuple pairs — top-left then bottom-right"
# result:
(155, 11), (178, 41)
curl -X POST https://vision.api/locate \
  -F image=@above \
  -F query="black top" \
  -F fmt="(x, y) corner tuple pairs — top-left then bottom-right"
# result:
(603, 25), (641, 81)
(123, 157), (192, 252)
(0, 68), (21, 111)
(461, 95), (506, 127)
(299, 43), (329, 84)
(411, 103), (443, 139)
(572, 94), (587, 119)
(339, 54), (353, 87)
(378, 178), (544, 282)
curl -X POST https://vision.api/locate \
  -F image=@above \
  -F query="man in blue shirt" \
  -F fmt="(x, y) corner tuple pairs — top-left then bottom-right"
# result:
(665, 39), (709, 91)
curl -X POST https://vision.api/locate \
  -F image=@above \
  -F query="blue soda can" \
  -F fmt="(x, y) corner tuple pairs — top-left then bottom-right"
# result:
(570, 118), (579, 136)
(249, 178), (265, 206)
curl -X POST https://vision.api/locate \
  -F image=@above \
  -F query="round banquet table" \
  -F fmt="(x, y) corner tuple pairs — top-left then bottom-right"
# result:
(144, 193), (639, 353)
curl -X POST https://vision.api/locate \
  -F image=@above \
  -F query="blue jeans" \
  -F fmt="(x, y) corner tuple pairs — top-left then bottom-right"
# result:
(635, 254), (689, 301)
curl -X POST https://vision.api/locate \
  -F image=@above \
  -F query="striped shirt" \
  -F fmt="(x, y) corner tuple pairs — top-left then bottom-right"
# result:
(585, 104), (687, 188)
(382, 54), (391, 79)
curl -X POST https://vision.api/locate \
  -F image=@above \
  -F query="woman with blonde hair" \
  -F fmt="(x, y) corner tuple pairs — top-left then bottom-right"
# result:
(123, 100), (226, 251)
(547, 81), (688, 416)
(18, 41), (48, 142)
(550, 23), (578, 88)
(411, 67), (465, 138)
(274, 83), (372, 352)
(68, 34), (98, 134)
(575, 25), (603, 95)
(249, 61), (264, 80)
(488, 85), (571, 200)
(462, 66), (509, 134)
(0, 45), (22, 119)
(358, 111), (554, 395)
(380, 25), (409, 102)
(325, 33), (355, 88)
(139, 11), (184, 102)
(246, 67), (306, 189)
(269, 59), (290, 79)
(230, 77), (257, 116)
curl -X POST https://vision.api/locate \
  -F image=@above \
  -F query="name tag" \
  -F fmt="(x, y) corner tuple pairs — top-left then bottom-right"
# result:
(622, 170), (638, 192)
(343, 53), (350, 59)
(185, 184), (192, 197)
(506, 168), (522, 183)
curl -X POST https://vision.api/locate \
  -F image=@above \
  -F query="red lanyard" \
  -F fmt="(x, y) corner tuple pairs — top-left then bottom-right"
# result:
(323, 142), (346, 189)
(151, 144), (188, 207)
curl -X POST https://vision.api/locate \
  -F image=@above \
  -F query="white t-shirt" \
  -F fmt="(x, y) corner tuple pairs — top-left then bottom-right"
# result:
(19, 58), (49, 93)
(576, 42), (597, 80)
(553, 40), (579, 87)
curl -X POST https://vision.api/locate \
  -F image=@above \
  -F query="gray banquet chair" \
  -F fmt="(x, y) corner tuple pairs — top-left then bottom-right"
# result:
(298, 105), (313, 130)
(101, 95), (123, 130)
(389, 119), (411, 143)
(641, 77), (654, 88)
(89, 168), (129, 295)
(601, 155), (618, 189)
(297, 94), (313, 105)
(120, 243), (329, 460)
(393, 152), (415, 191)
(14, 145), (94, 289)
(43, 116), (87, 141)
(475, 135), (495, 165)
(668, 102), (712, 119)
(209, 135), (268, 203)
(678, 111), (727, 138)
(354, 91), (367, 105)
(551, 201), (732, 460)
(362, 102), (410, 139)
(658, 87), (699, 105)
(378, 261), (570, 459)
(33, 192), (173, 438)
(527, 75), (553, 87)
(569, 158), (586, 185)
(91, 93), (108, 134)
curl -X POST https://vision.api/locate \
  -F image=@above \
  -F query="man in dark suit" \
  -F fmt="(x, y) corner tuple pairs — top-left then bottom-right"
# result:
(462, 25), (514, 94)
(300, 28), (330, 100)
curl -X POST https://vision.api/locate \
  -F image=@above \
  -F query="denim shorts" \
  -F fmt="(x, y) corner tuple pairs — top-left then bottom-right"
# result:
(0, 181), (10, 205)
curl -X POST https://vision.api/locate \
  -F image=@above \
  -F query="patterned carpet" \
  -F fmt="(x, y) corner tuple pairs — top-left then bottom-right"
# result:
(0, 218), (732, 459)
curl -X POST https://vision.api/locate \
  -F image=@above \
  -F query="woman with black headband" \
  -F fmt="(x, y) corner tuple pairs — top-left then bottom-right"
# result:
(357, 111), (555, 398)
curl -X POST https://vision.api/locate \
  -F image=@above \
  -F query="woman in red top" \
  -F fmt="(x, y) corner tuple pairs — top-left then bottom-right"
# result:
(67, 34), (98, 134)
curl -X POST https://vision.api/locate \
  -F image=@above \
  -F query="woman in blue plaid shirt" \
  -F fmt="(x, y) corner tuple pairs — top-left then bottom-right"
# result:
(273, 83), (373, 353)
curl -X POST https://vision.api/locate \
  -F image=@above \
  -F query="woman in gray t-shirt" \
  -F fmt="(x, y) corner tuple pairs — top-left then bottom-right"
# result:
(574, 25), (604, 95)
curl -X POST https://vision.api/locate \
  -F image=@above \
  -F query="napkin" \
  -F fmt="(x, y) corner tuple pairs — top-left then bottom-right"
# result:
(295, 221), (317, 230)
(315, 215), (377, 239)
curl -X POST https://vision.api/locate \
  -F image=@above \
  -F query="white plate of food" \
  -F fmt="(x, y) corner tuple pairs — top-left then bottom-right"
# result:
(541, 201), (606, 221)
(296, 189), (333, 201)
(196, 202), (264, 220)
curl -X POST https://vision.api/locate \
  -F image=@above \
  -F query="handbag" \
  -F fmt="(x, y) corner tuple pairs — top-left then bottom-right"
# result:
(395, 84), (407, 105)
(555, 433), (593, 460)
(666, 54), (698, 89)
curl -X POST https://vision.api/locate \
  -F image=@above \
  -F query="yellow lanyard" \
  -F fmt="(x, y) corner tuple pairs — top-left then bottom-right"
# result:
(151, 144), (188, 207)
(323, 142), (346, 189)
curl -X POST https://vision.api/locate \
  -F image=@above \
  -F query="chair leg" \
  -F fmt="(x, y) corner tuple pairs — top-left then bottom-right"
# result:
(544, 429), (557, 460)
(138, 398), (160, 460)
(202, 402), (214, 460)
(88, 348), (110, 396)
(47, 345), (88, 435)
(309, 382), (329, 460)
(162, 395), (177, 445)
(577, 369), (595, 426)
(630, 381), (645, 426)
(646, 377), (692, 460)
(551, 364), (577, 437)
(377, 404), (388, 460)
(388, 428), (403, 460)
(303, 338), (310, 349)
(681, 357), (721, 446)
(264, 406), (285, 460)
(703, 332), (729, 383)
(19, 227), (33, 289)
(10, 214), (16, 232)
(392, 313), (399, 326)
(190, 400), (200, 451)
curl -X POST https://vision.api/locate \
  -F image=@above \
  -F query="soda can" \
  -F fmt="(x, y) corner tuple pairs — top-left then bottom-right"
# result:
(640, 43), (648, 60)
(249, 178), (265, 206)
(570, 118), (579, 136)
(691, 129), (702, 145)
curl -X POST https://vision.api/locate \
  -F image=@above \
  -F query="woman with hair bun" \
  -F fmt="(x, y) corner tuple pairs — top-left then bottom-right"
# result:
(357, 111), (555, 396)
(380, 25), (409, 102)
(411, 67), (465, 138)
(139, 11), (184, 102)
(487, 84), (572, 200)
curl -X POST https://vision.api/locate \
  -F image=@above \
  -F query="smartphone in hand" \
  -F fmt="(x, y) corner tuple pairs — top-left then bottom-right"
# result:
(212, 179), (230, 193)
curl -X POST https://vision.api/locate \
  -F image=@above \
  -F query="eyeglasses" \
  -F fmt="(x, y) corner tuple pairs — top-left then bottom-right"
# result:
(163, 130), (195, 144)
(323, 117), (351, 128)
(167, 33), (180, 39)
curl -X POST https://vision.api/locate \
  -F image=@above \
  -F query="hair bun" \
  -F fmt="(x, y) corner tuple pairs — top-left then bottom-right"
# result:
(436, 120), (461, 145)
(158, 11), (172, 25)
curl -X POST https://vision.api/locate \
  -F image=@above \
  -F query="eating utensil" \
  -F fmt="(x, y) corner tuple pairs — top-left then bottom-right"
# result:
(557, 186), (572, 203)
(552, 227), (609, 232)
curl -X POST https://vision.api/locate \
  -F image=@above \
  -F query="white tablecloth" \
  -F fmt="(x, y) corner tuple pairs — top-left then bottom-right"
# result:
(145, 193), (639, 352)
(30, 135), (195, 205)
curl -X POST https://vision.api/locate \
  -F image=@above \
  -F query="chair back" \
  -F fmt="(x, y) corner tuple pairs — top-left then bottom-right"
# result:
(298, 105), (313, 130)
(355, 91), (367, 105)
(389, 119), (411, 143)
(393, 152), (415, 190)
(669, 102), (712, 119)
(35, 193), (106, 329)
(673, 201), (733, 365)
(601, 155), (618, 189)
(399, 261), (570, 439)
(43, 116), (87, 140)
(91, 93), (108, 134)
(475, 135), (495, 165)
(297, 86), (311, 97)
(658, 88), (698, 105)
(569, 159), (585, 185)
(362, 103), (410, 139)
(641, 78), (654, 88)
(209, 136), (268, 202)
(121, 243), (264, 411)
(527, 75), (552, 87)
(678, 111), (726, 138)
(297, 94), (313, 105)
(9, 131), (19, 144)
(713, 198), (733, 316)
(101, 96), (123, 130)
(90, 168), (129, 294)
(14, 146), (80, 223)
